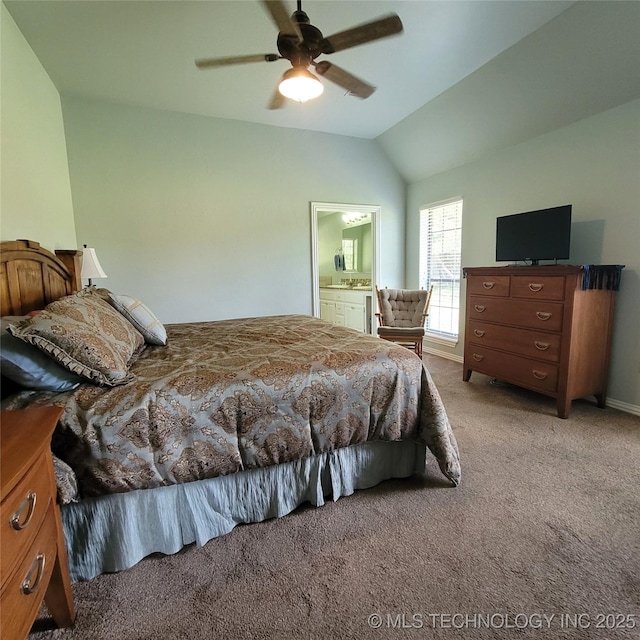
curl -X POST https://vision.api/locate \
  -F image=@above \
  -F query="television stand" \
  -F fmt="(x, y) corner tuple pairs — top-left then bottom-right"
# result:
(462, 264), (622, 418)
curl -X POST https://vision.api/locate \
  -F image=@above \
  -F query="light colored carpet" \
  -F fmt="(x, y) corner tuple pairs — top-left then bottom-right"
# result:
(30, 355), (640, 639)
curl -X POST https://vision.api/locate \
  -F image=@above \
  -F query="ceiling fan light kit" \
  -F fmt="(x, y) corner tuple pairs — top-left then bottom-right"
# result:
(195, 0), (403, 109)
(278, 67), (324, 102)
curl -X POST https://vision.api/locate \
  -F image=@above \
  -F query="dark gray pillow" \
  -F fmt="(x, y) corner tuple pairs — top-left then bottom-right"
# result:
(1, 317), (84, 391)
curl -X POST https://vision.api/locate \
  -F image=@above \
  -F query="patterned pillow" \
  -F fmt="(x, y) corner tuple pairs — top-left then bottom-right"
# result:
(7, 290), (145, 386)
(108, 293), (167, 346)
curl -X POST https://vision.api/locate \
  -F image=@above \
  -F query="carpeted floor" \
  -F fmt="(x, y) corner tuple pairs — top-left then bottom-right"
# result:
(30, 355), (640, 639)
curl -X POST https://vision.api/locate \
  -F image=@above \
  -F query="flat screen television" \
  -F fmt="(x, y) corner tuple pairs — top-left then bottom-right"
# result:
(495, 205), (572, 265)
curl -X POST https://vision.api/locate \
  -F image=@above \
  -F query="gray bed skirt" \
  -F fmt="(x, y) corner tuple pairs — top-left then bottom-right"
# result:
(62, 440), (429, 582)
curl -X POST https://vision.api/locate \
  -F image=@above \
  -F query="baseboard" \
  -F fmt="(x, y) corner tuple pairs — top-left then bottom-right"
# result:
(422, 349), (639, 418)
(423, 346), (464, 363)
(605, 397), (640, 417)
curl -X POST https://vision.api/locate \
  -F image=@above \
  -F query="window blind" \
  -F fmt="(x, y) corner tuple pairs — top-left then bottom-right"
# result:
(419, 198), (463, 338)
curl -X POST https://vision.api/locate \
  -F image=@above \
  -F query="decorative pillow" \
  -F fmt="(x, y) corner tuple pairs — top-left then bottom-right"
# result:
(108, 293), (167, 346)
(1, 317), (84, 392)
(7, 290), (145, 387)
(53, 455), (79, 504)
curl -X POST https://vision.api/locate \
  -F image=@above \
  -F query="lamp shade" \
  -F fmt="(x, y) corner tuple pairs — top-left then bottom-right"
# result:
(81, 247), (107, 283)
(278, 67), (324, 103)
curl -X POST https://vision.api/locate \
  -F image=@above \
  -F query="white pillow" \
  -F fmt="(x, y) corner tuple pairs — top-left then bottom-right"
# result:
(108, 293), (167, 346)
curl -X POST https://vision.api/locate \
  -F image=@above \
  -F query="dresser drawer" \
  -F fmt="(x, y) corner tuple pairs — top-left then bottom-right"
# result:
(469, 296), (564, 332)
(467, 320), (561, 363)
(511, 275), (565, 301)
(0, 503), (58, 640)
(465, 346), (559, 392)
(1, 450), (52, 584)
(466, 275), (510, 297)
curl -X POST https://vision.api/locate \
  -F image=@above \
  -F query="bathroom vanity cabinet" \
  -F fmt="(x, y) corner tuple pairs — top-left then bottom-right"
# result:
(319, 288), (372, 333)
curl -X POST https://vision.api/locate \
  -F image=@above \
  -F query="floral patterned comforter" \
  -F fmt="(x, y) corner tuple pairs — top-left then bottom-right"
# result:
(4, 315), (460, 499)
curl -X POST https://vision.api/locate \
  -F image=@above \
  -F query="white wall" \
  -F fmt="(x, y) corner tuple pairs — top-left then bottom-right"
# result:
(406, 99), (640, 410)
(0, 4), (76, 249)
(61, 97), (405, 324)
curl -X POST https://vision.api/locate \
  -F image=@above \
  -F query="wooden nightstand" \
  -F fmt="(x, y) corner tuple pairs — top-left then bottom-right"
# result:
(1, 406), (76, 640)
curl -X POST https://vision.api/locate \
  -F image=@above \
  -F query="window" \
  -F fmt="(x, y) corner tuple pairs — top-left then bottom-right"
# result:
(419, 198), (463, 340)
(341, 238), (357, 271)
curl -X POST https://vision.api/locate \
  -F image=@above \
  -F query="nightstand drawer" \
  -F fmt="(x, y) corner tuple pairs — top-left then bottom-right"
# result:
(465, 346), (559, 392)
(469, 296), (564, 332)
(0, 504), (57, 640)
(1, 406), (75, 637)
(1, 451), (52, 584)
(467, 320), (562, 363)
(467, 275), (510, 297)
(511, 275), (565, 301)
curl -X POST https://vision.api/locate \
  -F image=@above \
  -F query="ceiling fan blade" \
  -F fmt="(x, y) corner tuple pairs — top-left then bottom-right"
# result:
(195, 53), (280, 69)
(267, 84), (287, 110)
(261, 0), (302, 40)
(320, 14), (403, 54)
(314, 61), (375, 99)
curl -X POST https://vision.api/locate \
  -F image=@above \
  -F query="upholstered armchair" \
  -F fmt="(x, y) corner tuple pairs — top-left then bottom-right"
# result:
(375, 286), (434, 358)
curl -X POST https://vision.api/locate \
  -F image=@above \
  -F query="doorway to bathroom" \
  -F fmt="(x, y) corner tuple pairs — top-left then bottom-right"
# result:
(310, 202), (380, 334)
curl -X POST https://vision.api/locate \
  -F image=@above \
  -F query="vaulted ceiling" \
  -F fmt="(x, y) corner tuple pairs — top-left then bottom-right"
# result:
(5, 1), (640, 181)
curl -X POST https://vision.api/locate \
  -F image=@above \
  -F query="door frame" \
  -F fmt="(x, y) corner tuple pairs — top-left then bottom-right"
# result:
(310, 201), (381, 321)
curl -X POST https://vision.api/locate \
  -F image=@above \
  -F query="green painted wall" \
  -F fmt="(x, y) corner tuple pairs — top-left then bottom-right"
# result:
(406, 99), (640, 410)
(0, 4), (76, 249)
(61, 97), (405, 324)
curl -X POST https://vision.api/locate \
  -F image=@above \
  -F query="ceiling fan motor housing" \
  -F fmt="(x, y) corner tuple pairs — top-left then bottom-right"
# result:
(277, 11), (324, 67)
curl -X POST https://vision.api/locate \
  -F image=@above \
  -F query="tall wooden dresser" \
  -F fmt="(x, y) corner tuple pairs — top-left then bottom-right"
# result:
(462, 265), (622, 418)
(1, 406), (75, 639)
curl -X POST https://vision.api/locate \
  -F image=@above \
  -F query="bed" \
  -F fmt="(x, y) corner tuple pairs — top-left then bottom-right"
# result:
(1, 239), (461, 582)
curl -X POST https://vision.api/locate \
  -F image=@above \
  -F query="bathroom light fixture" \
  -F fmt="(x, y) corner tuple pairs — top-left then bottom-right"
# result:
(342, 212), (371, 226)
(81, 244), (107, 287)
(278, 67), (324, 103)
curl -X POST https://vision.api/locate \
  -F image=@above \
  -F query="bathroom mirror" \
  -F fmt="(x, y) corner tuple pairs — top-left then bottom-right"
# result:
(310, 202), (380, 333)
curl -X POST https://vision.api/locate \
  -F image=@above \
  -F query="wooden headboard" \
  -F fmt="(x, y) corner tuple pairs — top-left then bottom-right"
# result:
(0, 240), (82, 316)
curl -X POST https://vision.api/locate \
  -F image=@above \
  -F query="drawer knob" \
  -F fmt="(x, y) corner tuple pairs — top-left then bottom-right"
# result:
(535, 311), (552, 321)
(21, 552), (46, 595)
(482, 281), (495, 289)
(473, 329), (485, 337)
(528, 283), (544, 292)
(10, 491), (37, 531)
(532, 370), (548, 380)
(474, 305), (486, 313)
(534, 341), (550, 351)
(472, 353), (484, 361)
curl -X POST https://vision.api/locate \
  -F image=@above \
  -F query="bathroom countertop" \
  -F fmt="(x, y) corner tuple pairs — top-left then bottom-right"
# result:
(320, 285), (372, 291)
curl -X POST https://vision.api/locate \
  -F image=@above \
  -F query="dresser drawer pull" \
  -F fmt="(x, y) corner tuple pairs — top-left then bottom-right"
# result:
(10, 491), (37, 531)
(528, 283), (544, 292)
(472, 353), (484, 361)
(474, 305), (486, 313)
(21, 552), (46, 595)
(473, 329), (485, 337)
(535, 311), (552, 321)
(482, 281), (495, 289)
(534, 341), (550, 351)
(532, 370), (548, 380)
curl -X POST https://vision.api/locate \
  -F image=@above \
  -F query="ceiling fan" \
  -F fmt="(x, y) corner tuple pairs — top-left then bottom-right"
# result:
(195, 0), (403, 109)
